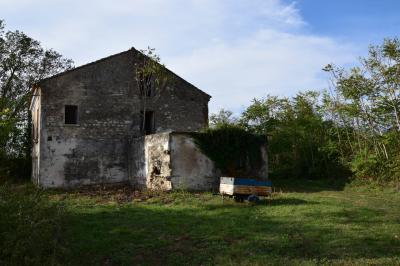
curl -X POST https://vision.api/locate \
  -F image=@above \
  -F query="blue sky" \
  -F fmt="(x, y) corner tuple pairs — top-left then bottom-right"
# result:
(1, 0), (399, 113)
(295, 0), (400, 45)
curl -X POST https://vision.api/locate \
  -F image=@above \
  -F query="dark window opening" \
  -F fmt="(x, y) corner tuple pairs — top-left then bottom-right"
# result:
(141, 111), (155, 135)
(65, 105), (78, 124)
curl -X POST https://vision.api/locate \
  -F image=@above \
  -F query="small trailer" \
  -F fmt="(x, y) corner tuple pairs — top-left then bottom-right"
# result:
(219, 177), (272, 202)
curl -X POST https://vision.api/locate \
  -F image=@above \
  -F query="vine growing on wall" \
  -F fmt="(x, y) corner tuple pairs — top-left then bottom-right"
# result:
(190, 125), (267, 177)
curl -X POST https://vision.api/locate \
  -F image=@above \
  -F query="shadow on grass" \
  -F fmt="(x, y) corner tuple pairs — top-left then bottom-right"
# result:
(267, 197), (319, 206)
(203, 198), (318, 211)
(271, 177), (350, 193)
(308, 206), (389, 226)
(63, 201), (399, 265)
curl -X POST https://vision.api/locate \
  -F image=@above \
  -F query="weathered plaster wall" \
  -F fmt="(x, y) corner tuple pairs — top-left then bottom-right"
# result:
(31, 87), (41, 185)
(38, 51), (132, 187)
(36, 48), (210, 188)
(129, 132), (218, 191)
(129, 132), (171, 190)
(170, 133), (220, 190)
(144, 133), (172, 190)
(129, 132), (268, 191)
(129, 136), (146, 188)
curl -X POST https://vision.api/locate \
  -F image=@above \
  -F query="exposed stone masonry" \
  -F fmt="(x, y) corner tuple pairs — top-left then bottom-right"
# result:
(31, 48), (210, 188)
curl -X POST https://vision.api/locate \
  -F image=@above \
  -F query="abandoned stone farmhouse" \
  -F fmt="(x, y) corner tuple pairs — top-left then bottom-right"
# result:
(30, 47), (267, 190)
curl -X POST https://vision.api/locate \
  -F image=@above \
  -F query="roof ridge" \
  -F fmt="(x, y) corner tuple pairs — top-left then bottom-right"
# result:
(38, 48), (135, 84)
(38, 47), (211, 98)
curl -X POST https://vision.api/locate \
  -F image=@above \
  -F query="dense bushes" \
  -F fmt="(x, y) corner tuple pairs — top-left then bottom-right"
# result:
(232, 92), (351, 180)
(0, 184), (66, 265)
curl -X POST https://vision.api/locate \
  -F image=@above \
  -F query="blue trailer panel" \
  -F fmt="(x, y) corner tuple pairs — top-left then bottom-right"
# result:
(219, 177), (272, 197)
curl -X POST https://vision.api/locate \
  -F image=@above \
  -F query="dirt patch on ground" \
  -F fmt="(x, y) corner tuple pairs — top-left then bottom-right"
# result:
(49, 183), (173, 204)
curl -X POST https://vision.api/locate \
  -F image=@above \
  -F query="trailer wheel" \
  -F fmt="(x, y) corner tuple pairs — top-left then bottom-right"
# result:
(247, 194), (259, 203)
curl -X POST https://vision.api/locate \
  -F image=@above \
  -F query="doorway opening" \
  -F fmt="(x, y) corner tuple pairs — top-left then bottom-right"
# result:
(141, 111), (155, 135)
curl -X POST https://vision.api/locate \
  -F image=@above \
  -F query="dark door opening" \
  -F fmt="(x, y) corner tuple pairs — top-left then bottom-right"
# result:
(141, 111), (155, 135)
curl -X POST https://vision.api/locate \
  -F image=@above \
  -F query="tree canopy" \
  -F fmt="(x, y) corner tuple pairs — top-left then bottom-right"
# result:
(0, 19), (73, 179)
(211, 38), (400, 183)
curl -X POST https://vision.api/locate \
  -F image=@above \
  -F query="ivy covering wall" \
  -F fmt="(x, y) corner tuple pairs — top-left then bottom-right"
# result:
(190, 126), (267, 177)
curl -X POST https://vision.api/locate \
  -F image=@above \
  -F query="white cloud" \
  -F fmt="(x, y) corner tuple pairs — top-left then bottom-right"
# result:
(166, 29), (356, 112)
(0, 0), (358, 112)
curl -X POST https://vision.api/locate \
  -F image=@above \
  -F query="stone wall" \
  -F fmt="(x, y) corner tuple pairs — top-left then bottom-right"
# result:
(129, 132), (172, 190)
(129, 132), (218, 191)
(35, 48), (210, 188)
(129, 136), (146, 188)
(128, 132), (267, 191)
(169, 133), (220, 190)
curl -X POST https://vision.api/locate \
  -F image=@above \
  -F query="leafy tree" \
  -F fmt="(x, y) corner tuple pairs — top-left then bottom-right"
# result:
(240, 92), (348, 179)
(240, 96), (287, 134)
(0, 19), (73, 179)
(324, 38), (400, 181)
(209, 109), (238, 128)
(134, 47), (167, 134)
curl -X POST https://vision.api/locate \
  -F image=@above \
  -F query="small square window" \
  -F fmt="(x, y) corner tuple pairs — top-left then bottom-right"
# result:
(65, 105), (78, 124)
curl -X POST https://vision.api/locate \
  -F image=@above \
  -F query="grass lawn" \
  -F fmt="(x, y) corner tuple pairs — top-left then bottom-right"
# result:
(3, 179), (400, 265)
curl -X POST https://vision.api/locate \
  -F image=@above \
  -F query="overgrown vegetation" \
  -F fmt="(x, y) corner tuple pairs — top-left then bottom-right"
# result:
(211, 38), (400, 183)
(0, 184), (66, 265)
(2, 181), (399, 265)
(241, 92), (350, 180)
(191, 125), (267, 177)
(322, 38), (400, 182)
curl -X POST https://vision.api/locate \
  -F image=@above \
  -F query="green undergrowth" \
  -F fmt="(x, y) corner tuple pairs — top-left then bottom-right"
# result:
(1, 180), (400, 265)
(0, 183), (67, 266)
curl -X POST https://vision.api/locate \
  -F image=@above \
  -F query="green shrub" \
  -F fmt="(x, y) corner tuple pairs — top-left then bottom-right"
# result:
(0, 156), (31, 182)
(349, 149), (400, 183)
(0, 184), (66, 265)
(350, 151), (382, 179)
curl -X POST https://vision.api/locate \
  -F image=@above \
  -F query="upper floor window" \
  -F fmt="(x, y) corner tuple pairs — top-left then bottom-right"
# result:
(65, 105), (78, 124)
(141, 111), (155, 135)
